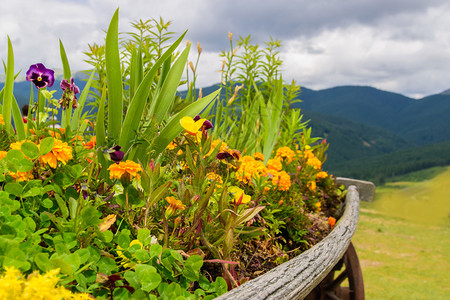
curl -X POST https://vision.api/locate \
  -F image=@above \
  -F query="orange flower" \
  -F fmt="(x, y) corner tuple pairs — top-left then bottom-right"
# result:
(9, 140), (26, 151)
(316, 171), (328, 179)
(307, 180), (316, 191)
(108, 160), (142, 181)
(271, 170), (291, 191)
(40, 139), (73, 168)
(84, 136), (96, 150)
(275, 146), (295, 163)
(165, 196), (186, 218)
(0, 151), (7, 160)
(314, 202), (322, 212)
(9, 171), (33, 182)
(236, 156), (267, 184)
(307, 157), (322, 170)
(267, 158), (282, 172)
(252, 152), (264, 161)
(0, 114), (4, 125)
(328, 216), (336, 229)
(167, 141), (177, 150)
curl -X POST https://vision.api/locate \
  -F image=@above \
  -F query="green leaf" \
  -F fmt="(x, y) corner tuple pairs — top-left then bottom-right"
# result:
(4, 182), (23, 196)
(59, 39), (72, 80)
(149, 244), (162, 259)
(34, 252), (51, 272)
(68, 197), (78, 219)
(40, 137), (55, 155)
(117, 229), (131, 249)
(75, 248), (90, 265)
(151, 89), (220, 157)
(137, 228), (151, 245)
(3, 36), (14, 133)
(134, 249), (150, 262)
(71, 69), (96, 130)
(42, 198), (53, 209)
(124, 270), (140, 289)
(105, 8), (123, 142)
(182, 255), (203, 282)
(4, 247), (31, 271)
(54, 194), (69, 219)
(21, 142), (40, 160)
(50, 255), (75, 275)
(12, 96), (26, 140)
(135, 264), (161, 292)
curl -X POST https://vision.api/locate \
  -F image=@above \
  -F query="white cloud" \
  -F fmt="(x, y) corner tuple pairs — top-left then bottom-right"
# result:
(1, 0), (450, 97)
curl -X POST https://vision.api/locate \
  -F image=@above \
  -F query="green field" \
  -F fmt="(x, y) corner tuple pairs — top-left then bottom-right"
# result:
(352, 167), (450, 299)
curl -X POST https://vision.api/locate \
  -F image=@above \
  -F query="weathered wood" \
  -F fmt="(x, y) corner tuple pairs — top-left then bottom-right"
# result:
(336, 177), (375, 202)
(216, 185), (360, 300)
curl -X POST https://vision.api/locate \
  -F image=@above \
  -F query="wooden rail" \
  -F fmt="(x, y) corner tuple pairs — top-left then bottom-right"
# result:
(216, 185), (361, 300)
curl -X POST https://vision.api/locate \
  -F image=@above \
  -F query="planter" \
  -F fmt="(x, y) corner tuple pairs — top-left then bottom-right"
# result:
(216, 179), (369, 300)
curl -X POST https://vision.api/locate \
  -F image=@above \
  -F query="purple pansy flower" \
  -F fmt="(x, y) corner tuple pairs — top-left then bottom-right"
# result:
(26, 63), (55, 89)
(59, 77), (80, 110)
(109, 145), (124, 163)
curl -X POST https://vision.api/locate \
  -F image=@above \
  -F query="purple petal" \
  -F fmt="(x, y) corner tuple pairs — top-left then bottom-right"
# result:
(60, 79), (70, 91)
(193, 115), (201, 121)
(25, 63), (55, 89)
(216, 151), (233, 160)
(203, 120), (213, 130)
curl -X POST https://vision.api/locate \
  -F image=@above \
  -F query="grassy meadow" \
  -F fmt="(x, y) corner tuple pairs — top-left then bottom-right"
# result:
(351, 166), (450, 299)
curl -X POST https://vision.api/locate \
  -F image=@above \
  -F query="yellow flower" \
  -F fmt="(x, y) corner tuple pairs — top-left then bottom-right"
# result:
(117, 239), (144, 268)
(0, 114), (4, 125)
(167, 141), (177, 150)
(314, 202), (322, 212)
(180, 116), (205, 136)
(229, 186), (251, 204)
(165, 196), (186, 218)
(275, 146), (295, 163)
(307, 157), (322, 170)
(10, 140), (26, 151)
(236, 156), (267, 184)
(0, 151), (7, 160)
(307, 180), (317, 191)
(0, 267), (91, 299)
(108, 160), (143, 180)
(267, 158), (282, 172)
(40, 139), (73, 168)
(316, 171), (328, 179)
(206, 172), (223, 183)
(252, 152), (264, 161)
(271, 170), (291, 191)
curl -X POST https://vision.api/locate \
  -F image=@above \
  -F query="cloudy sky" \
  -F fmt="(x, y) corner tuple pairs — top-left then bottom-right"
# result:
(1, 0), (450, 98)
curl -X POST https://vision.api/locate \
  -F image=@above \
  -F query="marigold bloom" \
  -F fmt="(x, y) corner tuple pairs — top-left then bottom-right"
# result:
(275, 146), (296, 163)
(328, 216), (336, 229)
(0, 114), (4, 125)
(0, 151), (7, 160)
(108, 160), (142, 180)
(9, 171), (33, 182)
(236, 156), (267, 184)
(40, 139), (73, 168)
(206, 172), (223, 183)
(307, 156), (322, 170)
(167, 141), (177, 150)
(307, 180), (317, 191)
(271, 170), (291, 191)
(267, 158), (282, 172)
(314, 202), (322, 212)
(252, 152), (264, 161)
(316, 171), (328, 179)
(10, 140), (26, 151)
(165, 196), (186, 218)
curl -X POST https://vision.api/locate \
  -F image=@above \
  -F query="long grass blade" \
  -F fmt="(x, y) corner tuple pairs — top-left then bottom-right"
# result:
(3, 36), (15, 133)
(70, 69), (95, 131)
(105, 8), (123, 142)
(148, 44), (191, 124)
(12, 96), (25, 139)
(119, 31), (187, 153)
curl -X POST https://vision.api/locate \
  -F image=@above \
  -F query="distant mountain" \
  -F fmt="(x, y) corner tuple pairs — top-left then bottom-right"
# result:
(294, 85), (450, 146)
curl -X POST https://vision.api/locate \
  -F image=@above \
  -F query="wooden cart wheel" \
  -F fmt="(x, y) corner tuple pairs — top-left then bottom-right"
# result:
(306, 242), (365, 300)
